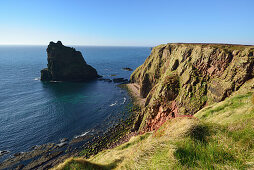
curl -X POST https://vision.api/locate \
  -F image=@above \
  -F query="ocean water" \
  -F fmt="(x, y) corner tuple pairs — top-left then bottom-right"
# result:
(0, 46), (150, 161)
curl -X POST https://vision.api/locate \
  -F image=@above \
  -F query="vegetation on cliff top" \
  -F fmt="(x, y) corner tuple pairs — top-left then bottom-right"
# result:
(54, 90), (254, 169)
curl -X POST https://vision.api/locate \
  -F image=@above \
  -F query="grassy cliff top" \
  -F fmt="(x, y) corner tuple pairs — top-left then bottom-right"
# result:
(54, 88), (254, 169)
(161, 43), (254, 48)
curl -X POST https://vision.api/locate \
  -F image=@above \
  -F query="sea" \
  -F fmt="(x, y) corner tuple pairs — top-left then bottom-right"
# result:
(0, 45), (150, 162)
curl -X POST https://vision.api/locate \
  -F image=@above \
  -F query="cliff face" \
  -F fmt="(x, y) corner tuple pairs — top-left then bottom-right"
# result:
(41, 41), (98, 81)
(131, 43), (254, 131)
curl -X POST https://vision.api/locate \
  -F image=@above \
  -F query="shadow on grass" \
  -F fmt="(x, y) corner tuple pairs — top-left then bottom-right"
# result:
(174, 143), (236, 168)
(189, 124), (210, 143)
(63, 157), (124, 170)
(173, 124), (244, 169)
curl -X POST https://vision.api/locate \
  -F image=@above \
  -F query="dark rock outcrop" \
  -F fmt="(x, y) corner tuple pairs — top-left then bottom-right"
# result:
(122, 67), (133, 71)
(98, 78), (113, 82)
(112, 78), (129, 83)
(41, 41), (98, 82)
(0, 150), (10, 157)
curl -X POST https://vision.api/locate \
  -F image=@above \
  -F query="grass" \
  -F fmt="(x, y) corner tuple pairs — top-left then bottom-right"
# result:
(117, 133), (150, 150)
(173, 122), (249, 169)
(196, 92), (253, 123)
(55, 157), (123, 170)
(53, 91), (254, 170)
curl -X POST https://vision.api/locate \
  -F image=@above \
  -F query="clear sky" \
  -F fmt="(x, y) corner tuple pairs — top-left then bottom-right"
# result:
(0, 0), (253, 46)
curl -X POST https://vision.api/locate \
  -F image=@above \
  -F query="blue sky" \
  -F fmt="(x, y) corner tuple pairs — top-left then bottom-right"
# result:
(0, 0), (253, 46)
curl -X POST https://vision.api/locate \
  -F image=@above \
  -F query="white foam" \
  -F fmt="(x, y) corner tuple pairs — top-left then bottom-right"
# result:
(110, 102), (117, 106)
(34, 77), (40, 81)
(50, 81), (61, 83)
(74, 131), (90, 139)
(121, 97), (126, 104)
(56, 142), (67, 147)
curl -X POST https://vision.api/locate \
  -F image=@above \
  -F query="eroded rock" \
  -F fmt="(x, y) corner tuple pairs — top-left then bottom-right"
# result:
(122, 67), (133, 71)
(113, 78), (129, 83)
(130, 43), (254, 131)
(0, 150), (10, 157)
(41, 41), (99, 82)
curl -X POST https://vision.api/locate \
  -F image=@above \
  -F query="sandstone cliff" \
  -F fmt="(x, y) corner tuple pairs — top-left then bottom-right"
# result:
(41, 41), (98, 81)
(130, 43), (254, 131)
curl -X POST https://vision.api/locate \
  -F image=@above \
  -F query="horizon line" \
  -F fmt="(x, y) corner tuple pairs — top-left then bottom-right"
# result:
(0, 42), (253, 47)
(0, 44), (153, 47)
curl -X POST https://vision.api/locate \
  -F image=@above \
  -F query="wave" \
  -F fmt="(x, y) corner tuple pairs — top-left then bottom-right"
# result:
(121, 97), (126, 104)
(110, 102), (117, 106)
(110, 97), (126, 106)
(74, 131), (90, 139)
(50, 81), (62, 83)
(34, 77), (62, 82)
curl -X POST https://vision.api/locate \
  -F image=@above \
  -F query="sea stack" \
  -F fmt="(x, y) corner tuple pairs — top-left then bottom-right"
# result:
(41, 41), (98, 81)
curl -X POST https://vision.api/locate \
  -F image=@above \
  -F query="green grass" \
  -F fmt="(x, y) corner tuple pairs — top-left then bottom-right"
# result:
(117, 133), (150, 150)
(60, 158), (123, 170)
(197, 92), (253, 122)
(54, 92), (254, 170)
(173, 123), (249, 169)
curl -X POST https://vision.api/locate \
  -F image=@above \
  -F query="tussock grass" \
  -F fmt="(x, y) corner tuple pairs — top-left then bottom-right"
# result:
(173, 122), (250, 169)
(54, 92), (254, 170)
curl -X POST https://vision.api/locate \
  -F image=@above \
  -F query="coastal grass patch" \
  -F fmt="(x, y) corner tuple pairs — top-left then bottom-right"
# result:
(54, 118), (254, 169)
(53, 157), (121, 170)
(55, 91), (254, 170)
(173, 138), (242, 169)
(117, 133), (150, 150)
(87, 118), (199, 169)
(195, 92), (253, 124)
(172, 122), (250, 169)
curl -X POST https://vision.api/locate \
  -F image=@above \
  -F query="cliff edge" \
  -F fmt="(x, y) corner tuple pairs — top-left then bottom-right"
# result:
(130, 43), (254, 131)
(41, 41), (98, 81)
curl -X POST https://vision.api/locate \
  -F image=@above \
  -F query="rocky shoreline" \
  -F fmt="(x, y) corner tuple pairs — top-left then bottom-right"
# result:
(0, 84), (141, 170)
(1, 40), (141, 169)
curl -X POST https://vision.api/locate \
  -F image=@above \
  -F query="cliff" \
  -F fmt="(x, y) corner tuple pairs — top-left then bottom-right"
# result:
(53, 43), (254, 170)
(41, 41), (98, 81)
(130, 43), (254, 131)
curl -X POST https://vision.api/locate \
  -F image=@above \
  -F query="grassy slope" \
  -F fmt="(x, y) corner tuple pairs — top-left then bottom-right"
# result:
(54, 90), (254, 170)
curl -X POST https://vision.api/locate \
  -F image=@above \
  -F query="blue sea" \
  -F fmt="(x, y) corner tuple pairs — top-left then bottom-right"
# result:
(0, 46), (150, 161)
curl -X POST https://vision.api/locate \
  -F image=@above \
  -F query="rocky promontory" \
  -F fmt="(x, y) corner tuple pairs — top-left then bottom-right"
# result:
(130, 43), (254, 131)
(41, 41), (98, 81)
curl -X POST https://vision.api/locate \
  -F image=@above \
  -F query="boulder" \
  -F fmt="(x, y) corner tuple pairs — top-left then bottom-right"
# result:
(41, 41), (99, 82)
(113, 78), (129, 83)
(122, 67), (133, 71)
(13, 152), (23, 157)
(98, 77), (113, 82)
(0, 150), (10, 156)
